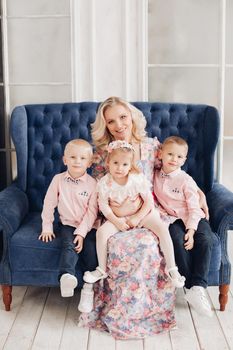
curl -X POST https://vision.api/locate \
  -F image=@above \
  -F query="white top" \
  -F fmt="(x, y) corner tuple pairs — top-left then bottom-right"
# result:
(97, 172), (154, 217)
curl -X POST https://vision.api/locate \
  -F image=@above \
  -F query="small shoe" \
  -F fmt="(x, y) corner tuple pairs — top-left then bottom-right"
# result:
(60, 273), (78, 297)
(184, 286), (213, 317)
(83, 266), (108, 284)
(78, 287), (94, 313)
(167, 266), (185, 288)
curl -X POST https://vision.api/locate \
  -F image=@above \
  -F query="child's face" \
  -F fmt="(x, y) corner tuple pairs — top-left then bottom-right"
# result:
(108, 150), (132, 182)
(160, 143), (187, 174)
(63, 144), (92, 179)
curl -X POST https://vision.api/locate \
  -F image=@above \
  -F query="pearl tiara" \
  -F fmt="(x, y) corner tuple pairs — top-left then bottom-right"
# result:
(107, 140), (135, 153)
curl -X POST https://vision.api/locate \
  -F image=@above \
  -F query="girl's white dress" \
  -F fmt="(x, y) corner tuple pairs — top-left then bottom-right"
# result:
(97, 172), (154, 216)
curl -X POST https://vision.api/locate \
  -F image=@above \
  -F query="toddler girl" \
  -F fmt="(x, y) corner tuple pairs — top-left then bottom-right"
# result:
(84, 140), (185, 288)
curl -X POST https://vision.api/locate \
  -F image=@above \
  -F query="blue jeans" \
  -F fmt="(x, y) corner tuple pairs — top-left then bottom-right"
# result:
(79, 228), (98, 272)
(169, 218), (214, 289)
(59, 224), (79, 278)
(59, 224), (98, 279)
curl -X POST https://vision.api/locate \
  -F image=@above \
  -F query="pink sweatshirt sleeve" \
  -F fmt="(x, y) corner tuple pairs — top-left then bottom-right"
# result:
(74, 188), (98, 238)
(41, 175), (59, 233)
(183, 177), (204, 230)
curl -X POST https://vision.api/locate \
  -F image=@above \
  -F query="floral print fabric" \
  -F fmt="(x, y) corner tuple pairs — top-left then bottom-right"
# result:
(78, 229), (176, 339)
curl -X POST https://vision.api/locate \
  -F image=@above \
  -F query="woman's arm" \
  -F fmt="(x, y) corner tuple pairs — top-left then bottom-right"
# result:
(126, 175), (154, 228)
(126, 195), (152, 228)
(111, 196), (143, 217)
(98, 189), (130, 231)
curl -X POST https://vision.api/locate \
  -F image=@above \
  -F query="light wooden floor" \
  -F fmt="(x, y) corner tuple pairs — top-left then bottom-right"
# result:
(1, 234), (233, 350)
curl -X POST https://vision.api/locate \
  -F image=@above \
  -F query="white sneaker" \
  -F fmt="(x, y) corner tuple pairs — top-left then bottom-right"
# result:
(184, 286), (213, 317)
(60, 273), (78, 297)
(78, 286), (94, 313)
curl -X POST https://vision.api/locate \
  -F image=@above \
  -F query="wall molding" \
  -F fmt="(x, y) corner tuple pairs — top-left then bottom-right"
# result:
(71, 0), (148, 102)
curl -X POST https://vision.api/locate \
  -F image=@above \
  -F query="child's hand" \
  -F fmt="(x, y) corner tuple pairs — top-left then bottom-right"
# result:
(38, 232), (55, 242)
(126, 214), (141, 228)
(114, 217), (130, 232)
(184, 229), (195, 250)
(198, 189), (209, 220)
(73, 235), (84, 253)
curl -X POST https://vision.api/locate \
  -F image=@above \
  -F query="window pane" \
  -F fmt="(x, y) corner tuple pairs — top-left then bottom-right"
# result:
(224, 67), (233, 136)
(0, 86), (5, 148)
(222, 141), (233, 192)
(8, 18), (71, 83)
(0, 151), (7, 190)
(148, 67), (219, 106)
(226, 0), (233, 64)
(7, 0), (70, 16)
(0, 21), (3, 82)
(148, 0), (219, 64)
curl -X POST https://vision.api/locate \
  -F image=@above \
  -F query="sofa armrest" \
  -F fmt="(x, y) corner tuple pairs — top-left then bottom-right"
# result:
(206, 183), (233, 235)
(0, 184), (29, 236)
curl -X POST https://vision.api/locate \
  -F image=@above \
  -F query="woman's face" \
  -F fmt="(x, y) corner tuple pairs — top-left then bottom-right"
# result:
(104, 104), (133, 142)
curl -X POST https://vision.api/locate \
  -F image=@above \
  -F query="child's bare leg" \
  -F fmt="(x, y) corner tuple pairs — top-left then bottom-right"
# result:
(83, 221), (118, 283)
(140, 209), (176, 268)
(140, 209), (185, 287)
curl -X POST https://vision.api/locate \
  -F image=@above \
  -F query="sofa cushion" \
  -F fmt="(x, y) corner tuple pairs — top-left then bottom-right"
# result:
(8, 212), (86, 286)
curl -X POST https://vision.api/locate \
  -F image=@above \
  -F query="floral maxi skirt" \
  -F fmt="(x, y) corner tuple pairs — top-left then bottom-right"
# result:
(78, 228), (176, 339)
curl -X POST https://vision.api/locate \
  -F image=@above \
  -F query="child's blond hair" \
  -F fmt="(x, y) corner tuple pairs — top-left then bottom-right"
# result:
(64, 139), (93, 157)
(162, 136), (188, 154)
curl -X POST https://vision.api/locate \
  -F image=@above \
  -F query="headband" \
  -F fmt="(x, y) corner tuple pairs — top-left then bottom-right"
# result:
(107, 140), (135, 153)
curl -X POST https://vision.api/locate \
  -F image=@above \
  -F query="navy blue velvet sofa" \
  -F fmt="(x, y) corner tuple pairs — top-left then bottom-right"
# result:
(0, 102), (232, 311)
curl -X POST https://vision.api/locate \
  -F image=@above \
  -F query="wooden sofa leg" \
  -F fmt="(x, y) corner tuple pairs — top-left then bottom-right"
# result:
(219, 284), (230, 311)
(2, 285), (12, 311)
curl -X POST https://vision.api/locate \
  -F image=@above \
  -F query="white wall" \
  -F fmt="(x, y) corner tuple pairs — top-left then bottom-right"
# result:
(72, 0), (147, 102)
(2, 0), (233, 190)
(148, 0), (233, 191)
(4, 0), (72, 110)
(4, 0), (147, 112)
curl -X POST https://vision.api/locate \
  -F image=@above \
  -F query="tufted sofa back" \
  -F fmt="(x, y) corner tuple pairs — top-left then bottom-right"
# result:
(10, 102), (219, 212)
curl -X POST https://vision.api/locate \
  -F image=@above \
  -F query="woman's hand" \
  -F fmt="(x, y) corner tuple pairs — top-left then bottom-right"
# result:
(113, 217), (130, 232)
(126, 214), (141, 229)
(198, 189), (209, 220)
(111, 196), (142, 217)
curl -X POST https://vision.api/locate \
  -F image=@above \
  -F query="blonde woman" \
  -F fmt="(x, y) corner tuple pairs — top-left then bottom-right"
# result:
(78, 97), (208, 339)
